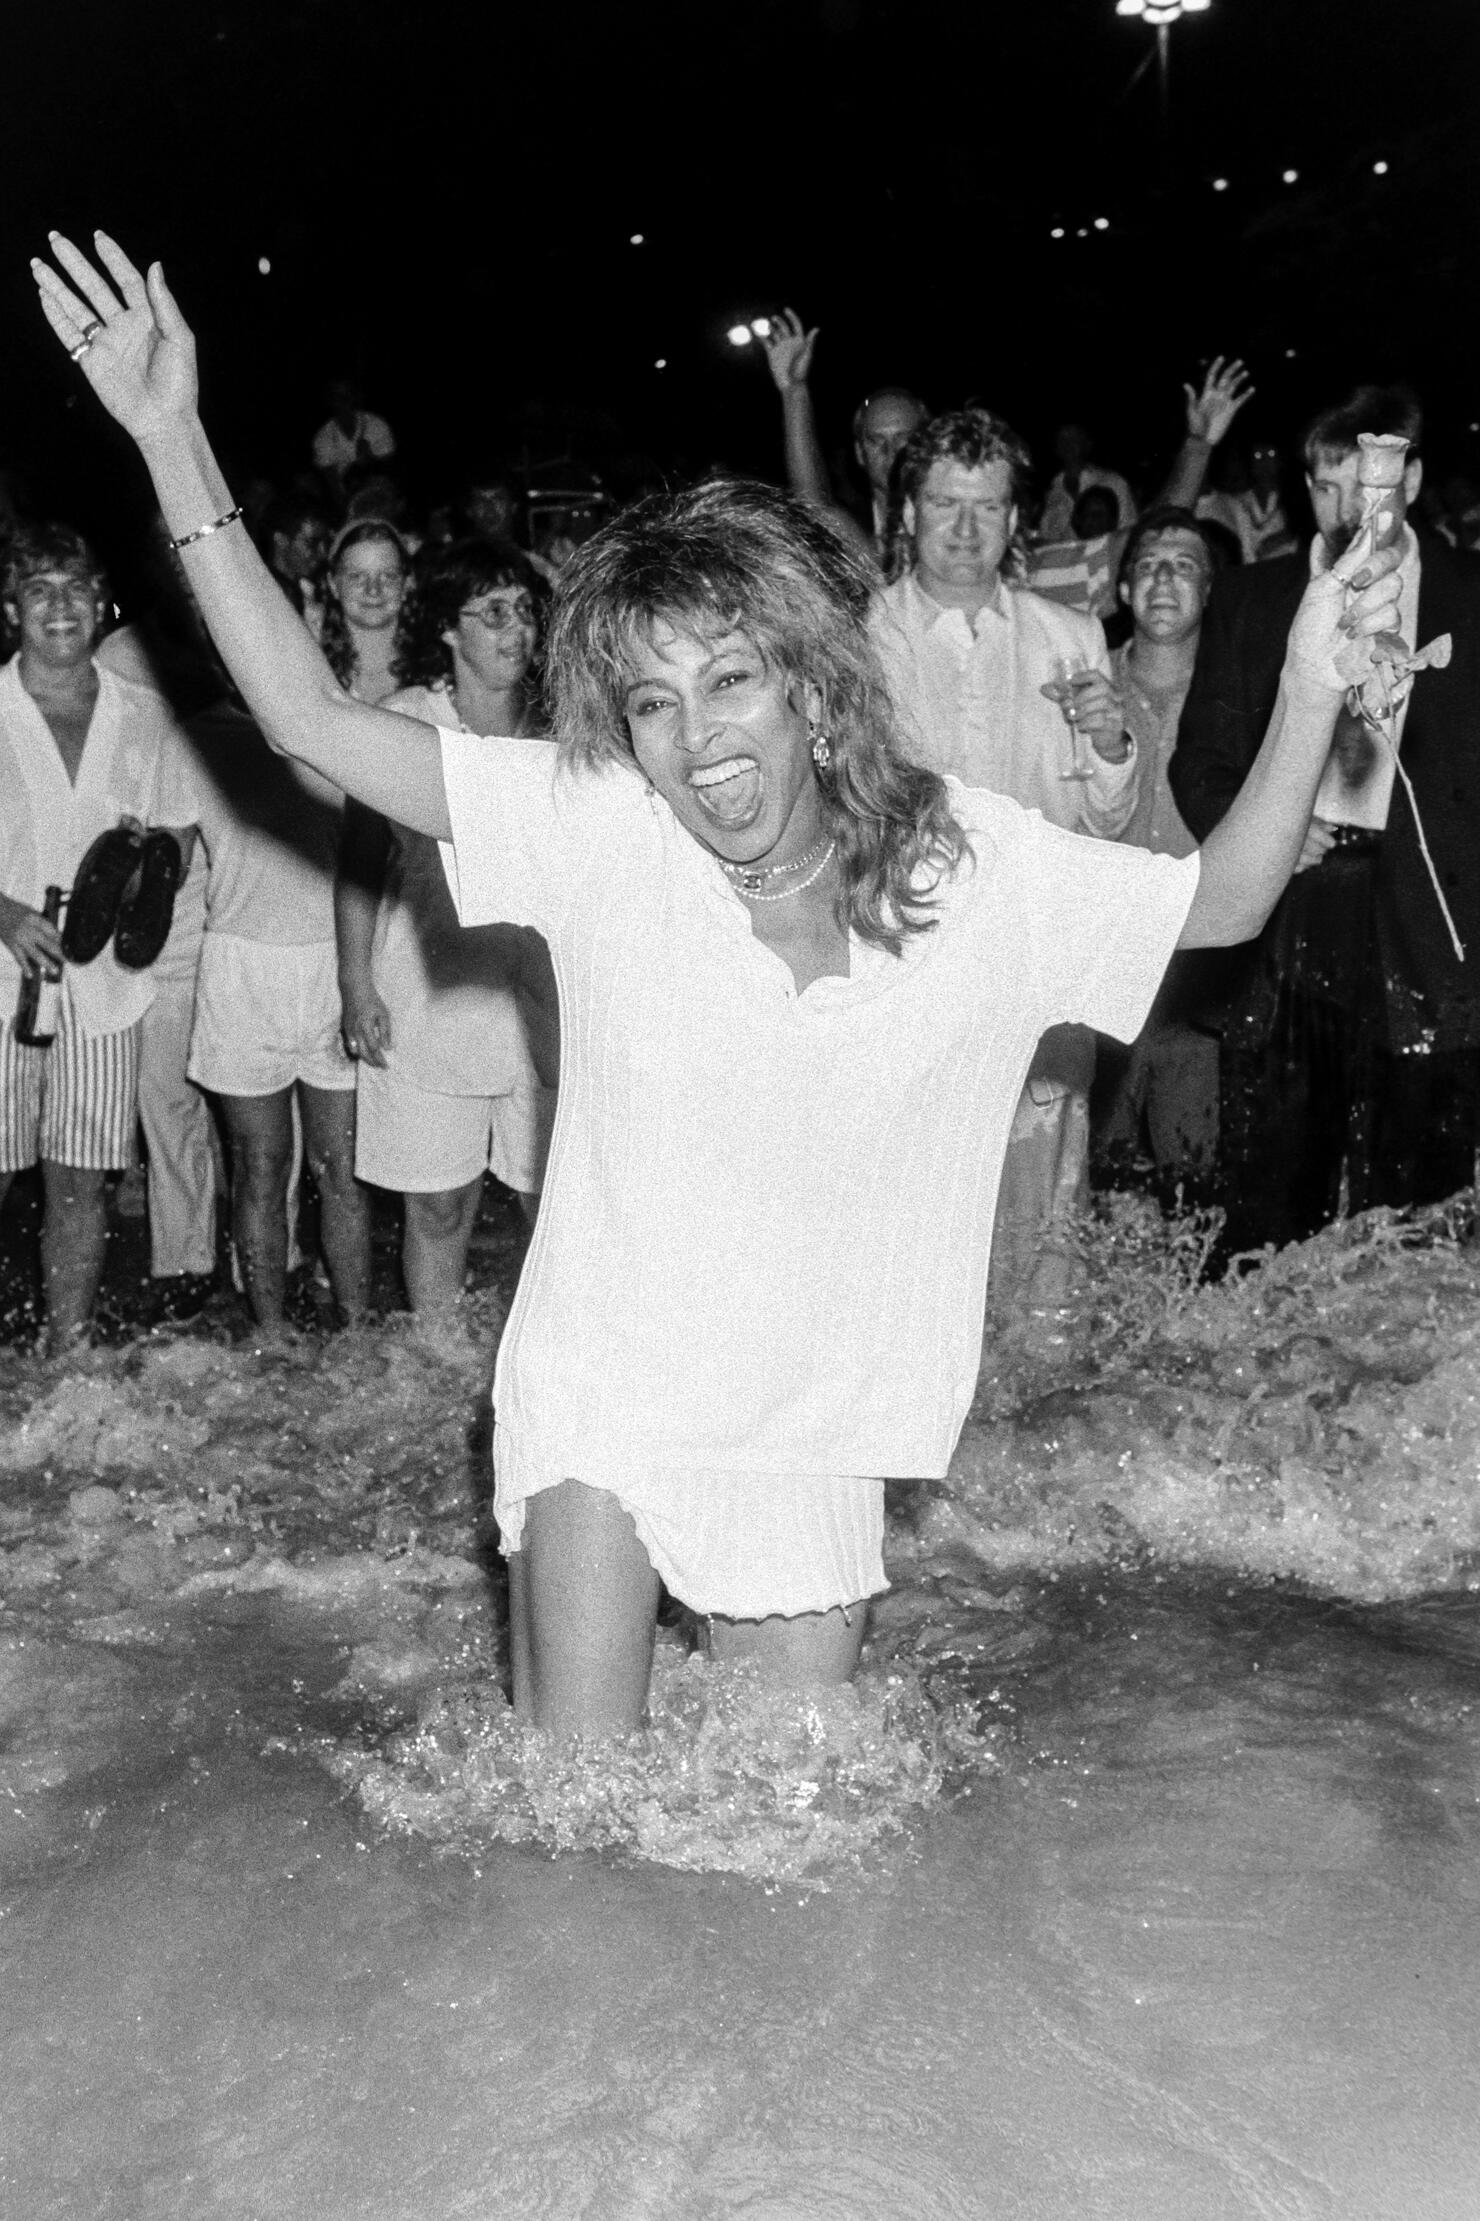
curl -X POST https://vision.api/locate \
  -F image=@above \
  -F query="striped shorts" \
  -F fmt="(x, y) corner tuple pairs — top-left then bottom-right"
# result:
(0, 1012), (140, 1173)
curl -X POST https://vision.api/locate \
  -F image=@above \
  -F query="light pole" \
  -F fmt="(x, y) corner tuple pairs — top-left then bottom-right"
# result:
(1115, 0), (1210, 132)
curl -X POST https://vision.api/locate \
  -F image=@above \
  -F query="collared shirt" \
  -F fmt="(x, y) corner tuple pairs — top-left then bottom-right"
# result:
(1311, 526), (1422, 831)
(1112, 643), (1196, 857)
(310, 410), (396, 479)
(868, 570), (1138, 837)
(0, 657), (196, 1035)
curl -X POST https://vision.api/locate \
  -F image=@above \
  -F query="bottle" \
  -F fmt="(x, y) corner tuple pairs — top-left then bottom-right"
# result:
(14, 886), (63, 1048)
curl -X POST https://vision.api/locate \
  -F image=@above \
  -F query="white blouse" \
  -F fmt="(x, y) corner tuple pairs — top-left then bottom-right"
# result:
(437, 733), (1197, 1498)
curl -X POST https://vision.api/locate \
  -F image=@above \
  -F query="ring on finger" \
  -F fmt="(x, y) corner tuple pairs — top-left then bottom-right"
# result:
(68, 320), (105, 363)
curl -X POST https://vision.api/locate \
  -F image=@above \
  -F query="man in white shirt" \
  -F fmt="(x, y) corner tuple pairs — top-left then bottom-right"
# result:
(868, 408), (1137, 1327)
(311, 378), (396, 486)
(0, 526), (194, 1350)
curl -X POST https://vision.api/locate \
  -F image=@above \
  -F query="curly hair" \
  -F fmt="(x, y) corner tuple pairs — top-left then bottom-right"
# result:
(395, 537), (547, 692)
(882, 408), (1035, 583)
(319, 519), (412, 689)
(546, 478), (970, 956)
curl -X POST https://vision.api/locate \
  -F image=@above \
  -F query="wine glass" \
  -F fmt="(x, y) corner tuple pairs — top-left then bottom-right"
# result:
(1054, 654), (1092, 780)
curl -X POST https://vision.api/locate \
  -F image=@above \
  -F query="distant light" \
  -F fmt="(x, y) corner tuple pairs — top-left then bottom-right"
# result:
(257, 256), (271, 275)
(1093, 216), (1110, 232)
(749, 317), (772, 338)
(654, 358), (667, 370)
(1116, 0), (1210, 16)
(726, 324), (753, 347)
(1212, 177), (1229, 192)
(629, 232), (645, 244)
(1372, 160), (1389, 176)
(1076, 227), (1089, 238)
(1050, 226), (1066, 239)
(1470, 422), (1478, 433)
(1285, 348), (1297, 359)
(1282, 167), (1299, 184)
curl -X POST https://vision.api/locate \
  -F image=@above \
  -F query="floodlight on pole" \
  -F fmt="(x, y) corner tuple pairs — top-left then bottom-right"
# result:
(1116, 0), (1210, 131)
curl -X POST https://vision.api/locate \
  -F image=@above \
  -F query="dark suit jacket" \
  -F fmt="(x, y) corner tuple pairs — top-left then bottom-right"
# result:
(1168, 533), (1480, 1051)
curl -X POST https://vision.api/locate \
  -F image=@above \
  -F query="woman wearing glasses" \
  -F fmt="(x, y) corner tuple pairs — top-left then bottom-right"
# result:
(334, 540), (557, 1309)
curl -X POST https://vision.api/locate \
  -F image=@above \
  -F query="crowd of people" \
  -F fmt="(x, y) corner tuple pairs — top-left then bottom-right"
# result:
(3, 228), (1471, 1731)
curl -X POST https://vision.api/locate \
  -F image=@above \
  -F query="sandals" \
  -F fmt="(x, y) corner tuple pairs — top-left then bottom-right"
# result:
(62, 825), (145, 963)
(62, 825), (183, 970)
(114, 832), (185, 970)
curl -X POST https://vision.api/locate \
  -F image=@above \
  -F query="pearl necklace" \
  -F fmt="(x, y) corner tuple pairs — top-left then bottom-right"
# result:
(729, 840), (837, 902)
(719, 830), (833, 897)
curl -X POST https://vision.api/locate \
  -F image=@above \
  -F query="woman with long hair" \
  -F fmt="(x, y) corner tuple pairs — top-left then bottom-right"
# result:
(34, 234), (1402, 1736)
(335, 539), (556, 1310)
(318, 517), (410, 705)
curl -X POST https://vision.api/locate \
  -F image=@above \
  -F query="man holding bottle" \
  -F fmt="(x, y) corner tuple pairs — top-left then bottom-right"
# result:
(0, 525), (194, 1351)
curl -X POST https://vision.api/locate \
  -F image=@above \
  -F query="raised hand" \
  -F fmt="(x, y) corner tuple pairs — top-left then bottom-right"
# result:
(1039, 670), (1128, 758)
(30, 232), (198, 448)
(760, 307), (818, 394)
(1183, 356), (1254, 448)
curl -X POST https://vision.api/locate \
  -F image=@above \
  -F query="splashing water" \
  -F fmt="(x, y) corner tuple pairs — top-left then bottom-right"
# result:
(321, 1645), (1000, 1889)
(6, 1198), (1480, 1883)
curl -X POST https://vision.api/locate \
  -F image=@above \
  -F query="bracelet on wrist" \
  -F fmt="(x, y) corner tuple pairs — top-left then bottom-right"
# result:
(169, 506), (244, 553)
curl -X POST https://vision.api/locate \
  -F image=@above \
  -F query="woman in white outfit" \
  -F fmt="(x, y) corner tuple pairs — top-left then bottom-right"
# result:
(335, 539), (557, 1310)
(33, 233), (1402, 1735)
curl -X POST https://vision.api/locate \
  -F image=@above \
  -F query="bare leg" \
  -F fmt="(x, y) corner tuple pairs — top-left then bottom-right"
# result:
(506, 1549), (533, 1713)
(513, 1480), (662, 1734)
(517, 1190), (540, 1230)
(218, 1089), (293, 1328)
(402, 1176), (483, 1311)
(708, 1601), (869, 1689)
(39, 1159), (110, 1354)
(299, 1083), (371, 1321)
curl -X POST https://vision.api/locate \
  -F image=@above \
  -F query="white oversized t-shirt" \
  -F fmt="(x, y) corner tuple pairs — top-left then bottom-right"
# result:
(438, 733), (1198, 1504)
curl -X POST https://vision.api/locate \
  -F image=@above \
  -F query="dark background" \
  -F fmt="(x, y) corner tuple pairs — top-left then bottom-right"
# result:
(2, 0), (1478, 568)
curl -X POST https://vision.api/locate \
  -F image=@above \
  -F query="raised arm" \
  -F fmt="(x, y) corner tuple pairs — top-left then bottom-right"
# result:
(1156, 356), (1254, 512)
(31, 233), (451, 840)
(759, 308), (872, 557)
(1179, 523), (1400, 948)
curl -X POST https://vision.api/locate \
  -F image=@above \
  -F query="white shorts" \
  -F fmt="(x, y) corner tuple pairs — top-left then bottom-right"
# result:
(189, 935), (354, 1099)
(0, 1012), (139, 1173)
(355, 1059), (555, 1196)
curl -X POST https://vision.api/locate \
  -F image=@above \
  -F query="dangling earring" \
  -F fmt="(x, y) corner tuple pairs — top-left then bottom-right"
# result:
(809, 715), (832, 772)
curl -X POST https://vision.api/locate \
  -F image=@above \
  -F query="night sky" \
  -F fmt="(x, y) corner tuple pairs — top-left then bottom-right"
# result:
(2, 0), (1478, 555)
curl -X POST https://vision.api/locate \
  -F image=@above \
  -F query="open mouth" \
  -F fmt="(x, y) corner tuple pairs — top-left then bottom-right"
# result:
(689, 756), (761, 826)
